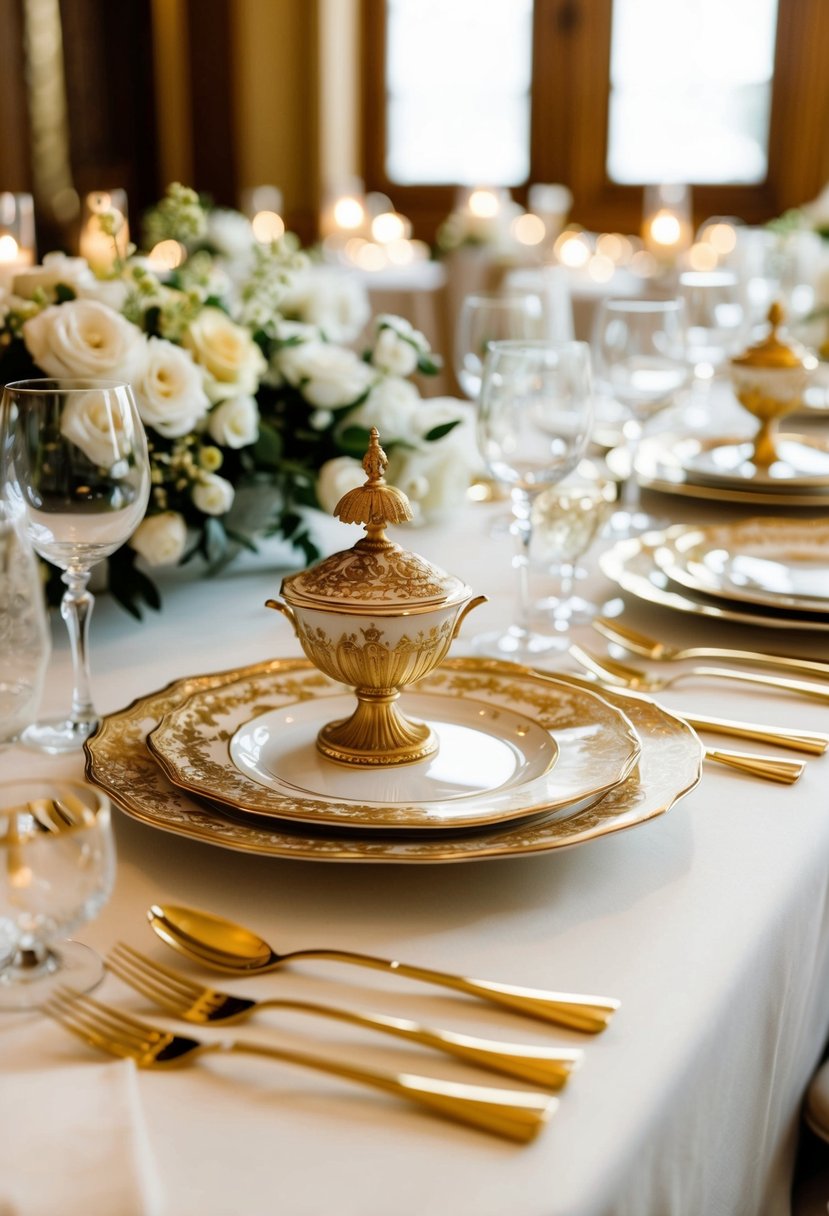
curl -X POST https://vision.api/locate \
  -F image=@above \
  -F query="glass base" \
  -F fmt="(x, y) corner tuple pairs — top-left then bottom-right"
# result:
(470, 625), (571, 663)
(0, 940), (104, 1011)
(19, 715), (99, 755)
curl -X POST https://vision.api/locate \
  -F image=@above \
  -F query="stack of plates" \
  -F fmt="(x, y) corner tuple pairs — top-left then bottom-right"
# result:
(84, 657), (702, 864)
(601, 518), (829, 632)
(616, 430), (829, 508)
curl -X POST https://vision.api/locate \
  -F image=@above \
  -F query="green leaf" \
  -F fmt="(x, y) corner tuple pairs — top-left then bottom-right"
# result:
(337, 425), (373, 457)
(423, 419), (461, 443)
(418, 353), (442, 376)
(224, 528), (259, 554)
(54, 283), (77, 303)
(252, 422), (283, 470)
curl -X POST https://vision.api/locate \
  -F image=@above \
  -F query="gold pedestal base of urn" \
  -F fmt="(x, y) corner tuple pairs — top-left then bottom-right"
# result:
(317, 689), (437, 767)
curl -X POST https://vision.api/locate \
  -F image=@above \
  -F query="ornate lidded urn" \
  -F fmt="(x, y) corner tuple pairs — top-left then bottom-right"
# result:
(729, 301), (817, 467)
(266, 429), (485, 767)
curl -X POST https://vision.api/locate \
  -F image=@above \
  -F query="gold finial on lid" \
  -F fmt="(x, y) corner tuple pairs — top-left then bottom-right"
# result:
(731, 301), (807, 369)
(334, 427), (413, 541)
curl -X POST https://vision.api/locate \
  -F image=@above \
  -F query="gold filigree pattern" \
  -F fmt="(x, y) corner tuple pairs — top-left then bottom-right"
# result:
(292, 548), (449, 606)
(83, 657), (702, 863)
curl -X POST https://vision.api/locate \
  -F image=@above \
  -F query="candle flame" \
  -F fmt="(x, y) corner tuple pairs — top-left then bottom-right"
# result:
(0, 234), (19, 262)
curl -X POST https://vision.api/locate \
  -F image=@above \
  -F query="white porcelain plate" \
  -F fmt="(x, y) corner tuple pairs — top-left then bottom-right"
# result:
(148, 661), (641, 832)
(653, 517), (829, 614)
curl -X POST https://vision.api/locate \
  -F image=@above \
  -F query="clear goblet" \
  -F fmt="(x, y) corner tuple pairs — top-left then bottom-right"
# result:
(0, 779), (115, 1010)
(530, 460), (618, 632)
(473, 340), (594, 659)
(591, 297), (690, 535)
(1, 379), (151, 753)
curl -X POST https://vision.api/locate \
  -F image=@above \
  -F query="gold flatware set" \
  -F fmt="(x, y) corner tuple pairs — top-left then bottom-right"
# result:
(42, 902), (622, 1144)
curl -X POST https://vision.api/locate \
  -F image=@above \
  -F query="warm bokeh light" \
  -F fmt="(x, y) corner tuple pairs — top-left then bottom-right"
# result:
(148, 240), (186, 271)
(468, 189), (500, 218)
(554, 230), (591, 269)
(630, 249), (659, 277)
(688, 241), (719, 271)
(0, 234), (20, 262)
(649, 210), (682, 247)
(596, 232), (633, 264)
(354, 241), (387, 271)
(586, 253), (615, 282)
(703, 221), (738, 255)
(512, 213), (546, 245)
(252, 210), (285, 242)
(333, 196), (365, 230)
(371, 211), (408, 243)
(385, 238), (416, 265)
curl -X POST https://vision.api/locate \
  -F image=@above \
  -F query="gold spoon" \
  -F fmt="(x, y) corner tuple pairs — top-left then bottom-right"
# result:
(148, 904), (620, 1033)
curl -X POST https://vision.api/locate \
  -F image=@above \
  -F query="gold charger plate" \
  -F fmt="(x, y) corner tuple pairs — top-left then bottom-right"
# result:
(147, 661), (641, 832)
(84, 658), (702, 864)
(600, 528), (829, 632)
(653, 517), (829, 615)
(612, 433), (829, 507)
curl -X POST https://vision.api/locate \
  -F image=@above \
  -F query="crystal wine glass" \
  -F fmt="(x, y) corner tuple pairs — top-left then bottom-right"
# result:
(474, 340), (594, 658)
(454, 291), (546, 401)
(0, 379), (151, 753)
(0, 779), (115, 1009)
(591, 298), (690, 534)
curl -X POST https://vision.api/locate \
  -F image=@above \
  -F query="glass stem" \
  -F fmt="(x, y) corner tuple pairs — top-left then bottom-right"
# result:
(60, 567), (97, 731)
(511, 489), (533, 637)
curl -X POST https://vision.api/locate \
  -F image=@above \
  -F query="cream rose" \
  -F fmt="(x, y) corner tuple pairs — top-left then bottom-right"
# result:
(12, 252), (95, 300)
(129, 511), (187, 567)
(316, 456), (365, 516)
(183, 306), (267, 402)
(278, 341), (374, 408)
(60, 389), (132, 468)
(207, 394), (259, 449)
(23, 299), (147, 382)
(192, 472), (235, 516)
(133, 337), (210, 438)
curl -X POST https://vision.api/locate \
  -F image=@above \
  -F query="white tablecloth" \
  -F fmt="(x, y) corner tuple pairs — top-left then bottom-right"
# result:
(2, 442), (829, 1216)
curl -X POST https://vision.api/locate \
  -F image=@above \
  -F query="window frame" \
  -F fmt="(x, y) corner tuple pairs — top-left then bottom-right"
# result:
(362, 0), (829, 240)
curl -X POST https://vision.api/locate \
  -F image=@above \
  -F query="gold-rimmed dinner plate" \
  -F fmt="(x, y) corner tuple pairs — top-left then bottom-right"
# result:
(653, 518), (829, 615)
(146, 661), (641, 832)
(677, 432), (829, 489)
(84, 658), (702, 864)
(600, 529), (829, 632)
(612, 434), (829, 507)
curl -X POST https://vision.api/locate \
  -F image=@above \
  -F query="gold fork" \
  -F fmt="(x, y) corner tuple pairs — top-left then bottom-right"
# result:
(43, 988), (557, 1143)
(568, 644), (829, 704)
(568, 647), (805, 784)
(592, 618), (829, 682)
(106, 943), (581, 1090)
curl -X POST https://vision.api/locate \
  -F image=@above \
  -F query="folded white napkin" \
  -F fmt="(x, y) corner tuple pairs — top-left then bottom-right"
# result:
(0, 1059), (165, 1216)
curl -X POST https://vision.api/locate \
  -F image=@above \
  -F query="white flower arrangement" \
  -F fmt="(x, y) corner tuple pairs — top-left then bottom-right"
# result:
(0, 183), (466, 615)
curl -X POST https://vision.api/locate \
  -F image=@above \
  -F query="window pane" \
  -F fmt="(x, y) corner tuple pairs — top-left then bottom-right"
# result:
(385, 0), (533, 185)
(607, 0), (779, 184)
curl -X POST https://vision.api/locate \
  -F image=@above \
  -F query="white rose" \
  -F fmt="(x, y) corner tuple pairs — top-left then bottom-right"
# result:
(343, 376), (419, 440)
(316, 456), (365, 516)
(76, 277), (130, 312)
(389, 441), (470, 524)
(278, 341), (375, 408)
(371, 326), (419, 377)
(192, 472), (235, 516)
(133, 337), (210, 438)
(207, 394), (259, 448)
(12, 252), (95, 300)
(129, 511), (187, 567)
(183, 306), (267, 402)
(280, 267), (370, 343)
(23, 299), (147, 382)
(59, 389), (132, 468)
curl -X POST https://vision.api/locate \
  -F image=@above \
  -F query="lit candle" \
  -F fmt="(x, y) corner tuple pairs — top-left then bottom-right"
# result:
(0, 192), (35, 290)
(78, 190), (129, 275)
(642, 183), (692, 263)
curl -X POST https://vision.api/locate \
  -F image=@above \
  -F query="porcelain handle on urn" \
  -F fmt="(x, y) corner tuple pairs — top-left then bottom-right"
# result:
(452, 595), (487, 640)
(265, 597), (299, 636)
